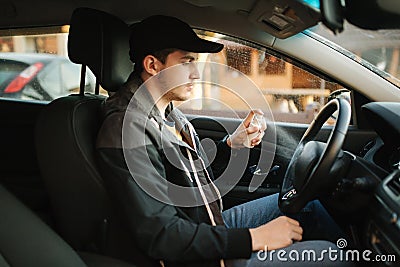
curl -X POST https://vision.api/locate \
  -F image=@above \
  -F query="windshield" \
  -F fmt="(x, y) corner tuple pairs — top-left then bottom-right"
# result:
(306, 22), (400, 88)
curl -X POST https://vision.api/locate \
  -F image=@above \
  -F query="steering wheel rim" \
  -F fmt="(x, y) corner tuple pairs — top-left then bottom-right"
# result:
(279, 98), (351, 213)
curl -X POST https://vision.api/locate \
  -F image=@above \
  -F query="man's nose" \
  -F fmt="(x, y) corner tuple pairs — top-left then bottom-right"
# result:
(189, 63), (200, 79)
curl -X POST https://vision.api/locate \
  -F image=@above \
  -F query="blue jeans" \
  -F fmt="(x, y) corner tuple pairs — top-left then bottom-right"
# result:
(222, 193), (354, 266)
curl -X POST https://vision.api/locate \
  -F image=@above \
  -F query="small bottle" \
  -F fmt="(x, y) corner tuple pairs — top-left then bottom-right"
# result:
(243, 113), (264, 148)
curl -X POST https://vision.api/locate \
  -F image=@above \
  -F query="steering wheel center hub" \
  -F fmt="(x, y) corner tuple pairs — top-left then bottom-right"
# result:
(294, 141), (325, 191)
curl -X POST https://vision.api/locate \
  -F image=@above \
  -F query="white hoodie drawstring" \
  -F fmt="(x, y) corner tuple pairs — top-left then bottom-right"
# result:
(186, 148), (217, 226)
(185, 123), (226, 267)
(187, 123), (223, 211)
(185, 148), (226, 267)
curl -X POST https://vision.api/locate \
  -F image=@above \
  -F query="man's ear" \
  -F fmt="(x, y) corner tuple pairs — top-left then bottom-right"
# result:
(142, 55), (163, 76)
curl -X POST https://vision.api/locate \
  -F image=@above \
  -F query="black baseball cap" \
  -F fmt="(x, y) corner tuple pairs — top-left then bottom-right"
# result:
(129, 15), (224, 65)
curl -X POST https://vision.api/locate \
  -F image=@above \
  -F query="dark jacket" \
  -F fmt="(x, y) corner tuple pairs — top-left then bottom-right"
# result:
(96, 74), (252, 267)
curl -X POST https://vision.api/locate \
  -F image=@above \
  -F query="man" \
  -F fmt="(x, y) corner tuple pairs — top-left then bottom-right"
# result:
(96, 15), (350, 267)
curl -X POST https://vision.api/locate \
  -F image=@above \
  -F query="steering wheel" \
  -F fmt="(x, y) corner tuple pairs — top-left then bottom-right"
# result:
(279, 98), (351, 213)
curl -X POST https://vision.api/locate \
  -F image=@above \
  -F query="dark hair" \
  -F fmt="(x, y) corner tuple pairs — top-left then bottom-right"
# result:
(134, 48), (178, 73)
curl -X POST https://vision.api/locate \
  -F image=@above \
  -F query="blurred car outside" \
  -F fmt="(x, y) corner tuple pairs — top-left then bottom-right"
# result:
(0, 52), (95, 101)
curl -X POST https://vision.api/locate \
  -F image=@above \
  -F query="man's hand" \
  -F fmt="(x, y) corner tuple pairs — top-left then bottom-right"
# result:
(227, 109), (266, 149)
(249, 216), (303, 251)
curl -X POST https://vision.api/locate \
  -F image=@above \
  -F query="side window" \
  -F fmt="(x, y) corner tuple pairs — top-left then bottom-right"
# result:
(0, 27), (95, 102)
(178, 32), (346, 124)
(37, 62), (62, 99)
(60, 62), (95, 95)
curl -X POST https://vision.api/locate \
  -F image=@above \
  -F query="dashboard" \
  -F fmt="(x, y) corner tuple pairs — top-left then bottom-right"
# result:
(362, 102), (400, 173)
(361, 102), (400, 265)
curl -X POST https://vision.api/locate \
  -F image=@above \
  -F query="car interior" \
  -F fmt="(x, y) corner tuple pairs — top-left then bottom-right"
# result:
(0, 0), (400, 266)
(0, 7), (138, 267)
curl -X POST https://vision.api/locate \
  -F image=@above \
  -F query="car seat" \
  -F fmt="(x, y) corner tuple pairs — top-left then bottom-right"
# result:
(0, 183), (87, 267)
(35, 7), (138, 262)
(0, 183), (135, 267)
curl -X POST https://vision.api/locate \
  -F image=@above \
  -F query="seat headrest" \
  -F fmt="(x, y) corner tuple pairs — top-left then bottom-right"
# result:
(68, 7), (132, 92)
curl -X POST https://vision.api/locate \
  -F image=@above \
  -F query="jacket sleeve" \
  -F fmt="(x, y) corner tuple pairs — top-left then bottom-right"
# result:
(97, 142), (252, 262)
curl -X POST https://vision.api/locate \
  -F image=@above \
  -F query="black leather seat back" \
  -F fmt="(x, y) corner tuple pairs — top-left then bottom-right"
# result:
(35, 7), (132, 253)
(0, 184), (87, 267)
(36, 94), (107, 251)
(0, 183), (137, 266)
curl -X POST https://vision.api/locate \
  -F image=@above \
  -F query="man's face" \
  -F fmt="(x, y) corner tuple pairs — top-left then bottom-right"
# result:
(156, 50), (200, 102)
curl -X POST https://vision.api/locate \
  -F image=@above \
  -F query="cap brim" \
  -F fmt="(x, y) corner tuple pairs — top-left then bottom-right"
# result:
(181, 37), (224, 53)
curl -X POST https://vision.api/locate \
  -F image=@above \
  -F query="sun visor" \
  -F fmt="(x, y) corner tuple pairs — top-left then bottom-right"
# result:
(248, 0), (321, 39)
